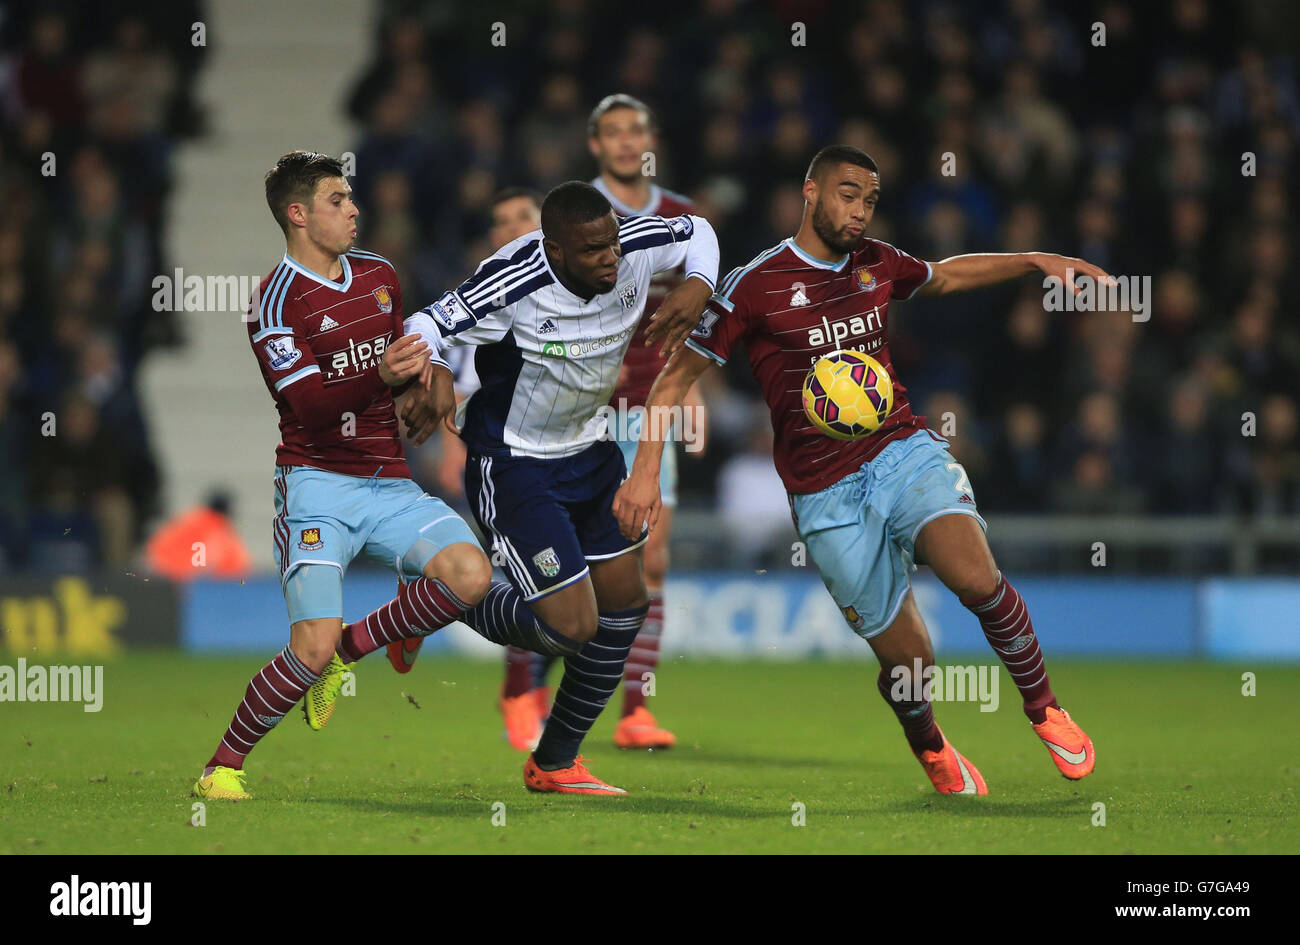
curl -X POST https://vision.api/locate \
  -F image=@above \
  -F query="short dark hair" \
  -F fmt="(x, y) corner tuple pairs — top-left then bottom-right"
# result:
(587, 93), (654, 138)
(264, 150), (346, 234)
(491, 186), (541, 211)
(806, 144), (879, 183)
(540, 181), (612, 240)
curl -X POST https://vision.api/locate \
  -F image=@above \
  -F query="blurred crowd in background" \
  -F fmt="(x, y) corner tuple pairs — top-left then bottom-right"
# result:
(0, 3), (205, 570)
(350, 0), (1300, 537)
(1, 0), (1299, 573)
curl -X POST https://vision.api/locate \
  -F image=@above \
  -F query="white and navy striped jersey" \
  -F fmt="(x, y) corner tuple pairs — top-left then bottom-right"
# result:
(407, 214), (718, 459)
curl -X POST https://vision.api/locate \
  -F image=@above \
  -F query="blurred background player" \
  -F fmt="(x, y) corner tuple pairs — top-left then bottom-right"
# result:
(145, 490), (253, 581)
(579, 94), (710, 752)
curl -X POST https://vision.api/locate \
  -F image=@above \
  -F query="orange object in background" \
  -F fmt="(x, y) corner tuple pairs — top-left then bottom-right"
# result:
(145, 497), (252, 580)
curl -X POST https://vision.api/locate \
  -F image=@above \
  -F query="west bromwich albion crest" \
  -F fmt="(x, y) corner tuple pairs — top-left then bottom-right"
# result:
(373, 287), (393, 313)
(532, 547), (561, 578)
(618, 282), (638, 310)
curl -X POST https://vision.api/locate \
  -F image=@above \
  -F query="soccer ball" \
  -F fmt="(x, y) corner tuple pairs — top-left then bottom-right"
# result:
(802, 350), (894, 440)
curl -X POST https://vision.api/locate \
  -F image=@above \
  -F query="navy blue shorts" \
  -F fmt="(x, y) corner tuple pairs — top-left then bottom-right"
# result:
(464, 439), (648, 601)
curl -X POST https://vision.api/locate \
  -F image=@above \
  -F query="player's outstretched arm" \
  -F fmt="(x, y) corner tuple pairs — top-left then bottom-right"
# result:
(915, 252), (1114, 298)
(683, 380), (708, 455)
(644, 215), (720, 357)
(612, 346), (713, 540)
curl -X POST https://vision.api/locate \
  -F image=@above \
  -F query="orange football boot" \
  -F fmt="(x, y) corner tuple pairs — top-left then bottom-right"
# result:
(613, 705), (677, 749)
(1031, 706), (1095, 780)
(500, 689), (544, 751)
(914, 730), (988, 795)
(524, 754), (626, 795)
(386, 637), (424, 674)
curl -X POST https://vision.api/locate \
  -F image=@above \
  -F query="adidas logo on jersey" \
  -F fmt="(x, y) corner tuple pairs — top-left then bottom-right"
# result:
(319, 314), (340, 331)
(538, 318), (558, 334)
(791, 286), (810, 306)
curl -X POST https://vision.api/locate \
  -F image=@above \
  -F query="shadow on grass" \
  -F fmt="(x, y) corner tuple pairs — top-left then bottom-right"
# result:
(311, 791), (1091, 823)
(664, 746), (864, 771)
(879, 794), (1087, 819)
(311, 792), (825, 820)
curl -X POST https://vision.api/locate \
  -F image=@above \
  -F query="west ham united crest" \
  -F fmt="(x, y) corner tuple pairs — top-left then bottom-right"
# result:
(532, 547), (561, 578)
(853, 267), (877, 291)
(372, 286), (393, 313)
(298, 527), (324, 551)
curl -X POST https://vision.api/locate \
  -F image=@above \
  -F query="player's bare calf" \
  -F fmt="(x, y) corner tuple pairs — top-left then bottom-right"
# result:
(868, 592), (986, 793)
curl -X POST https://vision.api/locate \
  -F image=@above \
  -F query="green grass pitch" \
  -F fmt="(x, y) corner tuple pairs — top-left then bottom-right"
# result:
(1, 654), (1295, 853)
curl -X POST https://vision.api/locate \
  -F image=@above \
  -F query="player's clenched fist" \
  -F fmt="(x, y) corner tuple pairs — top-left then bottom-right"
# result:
(612, 472), (661, 541)
(378, 333), (430, 386)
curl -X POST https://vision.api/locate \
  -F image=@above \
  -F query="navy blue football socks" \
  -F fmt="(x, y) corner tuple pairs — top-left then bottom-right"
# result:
(533, 604), (647, 769)
(461, 580), (583, 658)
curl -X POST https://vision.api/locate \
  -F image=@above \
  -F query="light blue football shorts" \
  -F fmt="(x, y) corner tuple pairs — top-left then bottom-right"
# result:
(789, 430), (986, 641)
(271, 464), (480, 623)
(615, 407), (679, 508)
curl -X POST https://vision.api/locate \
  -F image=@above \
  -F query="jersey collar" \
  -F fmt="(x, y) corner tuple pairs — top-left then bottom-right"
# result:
(591, 176), (661, 217)
(784, 237), (850, 272)
(282, 252), (353, 292)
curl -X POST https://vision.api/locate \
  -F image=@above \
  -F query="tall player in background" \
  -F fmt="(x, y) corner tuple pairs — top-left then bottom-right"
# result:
(616, 145), (1104, 796)
(496, 95), (706, 751)
(192, 151), (493, 800)
(583, 94), (708, 752)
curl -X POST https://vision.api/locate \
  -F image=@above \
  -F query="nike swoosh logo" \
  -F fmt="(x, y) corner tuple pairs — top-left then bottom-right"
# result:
(954, 754), (977, 794)
(561, 782), (626, 793)
(1043, 740), (1088, 765)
